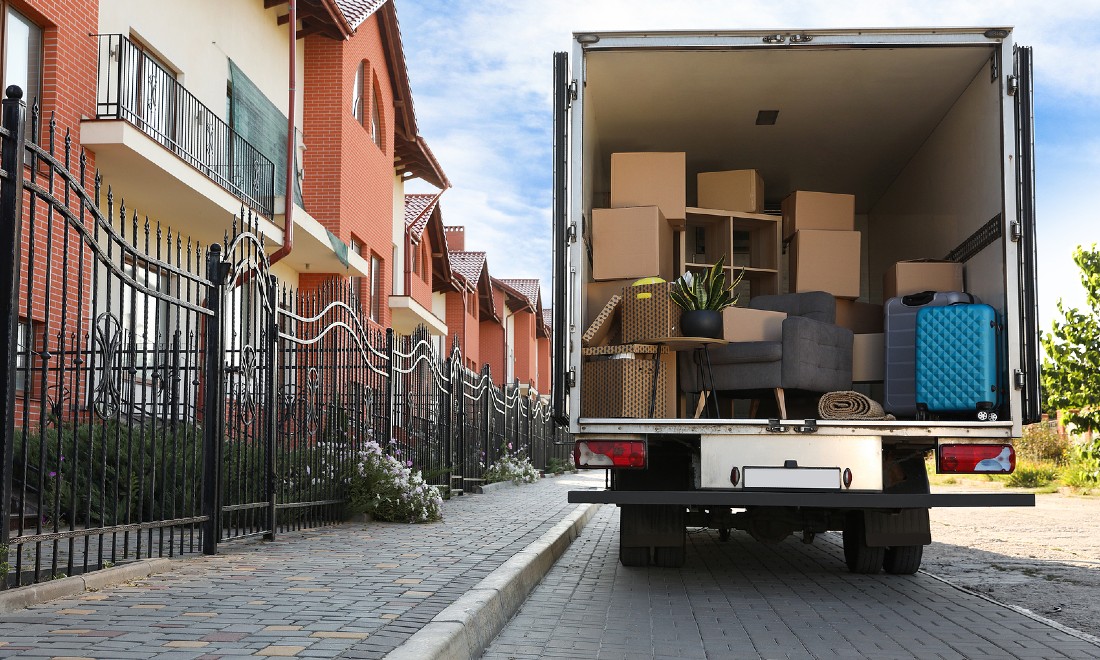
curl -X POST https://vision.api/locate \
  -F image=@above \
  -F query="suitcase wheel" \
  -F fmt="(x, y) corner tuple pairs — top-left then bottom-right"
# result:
(977, 410), (989, 421)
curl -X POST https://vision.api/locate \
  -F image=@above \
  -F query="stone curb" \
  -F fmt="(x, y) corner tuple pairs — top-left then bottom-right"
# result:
(384, 502), (600, 660)
(0, 558), (173, 614)
(475, 480), (518, 495)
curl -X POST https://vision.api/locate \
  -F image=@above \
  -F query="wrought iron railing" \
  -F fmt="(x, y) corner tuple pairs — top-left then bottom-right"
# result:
(0, 90), (570, 589)
(93, 34), (275, 218)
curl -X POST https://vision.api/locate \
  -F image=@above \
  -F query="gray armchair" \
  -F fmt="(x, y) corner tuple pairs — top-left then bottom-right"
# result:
(679, 291), (853, 418)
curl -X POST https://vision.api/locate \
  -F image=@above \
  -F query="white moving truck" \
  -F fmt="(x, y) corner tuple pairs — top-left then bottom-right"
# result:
(552, 27), (1040, 573)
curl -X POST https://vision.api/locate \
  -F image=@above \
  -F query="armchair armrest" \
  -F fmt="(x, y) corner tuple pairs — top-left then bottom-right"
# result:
(780, 316), (854, 392)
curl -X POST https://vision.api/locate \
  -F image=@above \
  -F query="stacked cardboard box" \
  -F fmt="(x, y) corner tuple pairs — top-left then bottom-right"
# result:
(697, 169), (764, 213)
(591, 206), (674, 281)
(581, 345), (675, 418)
(784, 191), (860, 299)
(610, 152), (687, 227)
(883, 259), (964, 299)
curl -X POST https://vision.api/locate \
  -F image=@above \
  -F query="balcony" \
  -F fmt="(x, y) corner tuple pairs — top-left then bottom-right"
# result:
(88, 34), (275, 219)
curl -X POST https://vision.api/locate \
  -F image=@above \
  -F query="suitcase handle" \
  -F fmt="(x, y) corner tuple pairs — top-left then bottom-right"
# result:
(902, 290), (975, 306)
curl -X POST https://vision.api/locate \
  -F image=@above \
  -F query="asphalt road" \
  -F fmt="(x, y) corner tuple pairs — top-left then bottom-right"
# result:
(483, 504), (1100, 660)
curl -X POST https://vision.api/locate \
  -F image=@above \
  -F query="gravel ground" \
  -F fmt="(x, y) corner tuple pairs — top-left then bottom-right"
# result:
(924, 481), (1100, 640)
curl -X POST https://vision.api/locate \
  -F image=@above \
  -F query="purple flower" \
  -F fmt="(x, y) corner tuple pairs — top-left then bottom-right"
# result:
(507, 443), (512, 450)
(49, 471), (57, 478)
(405, 460), (413, 467)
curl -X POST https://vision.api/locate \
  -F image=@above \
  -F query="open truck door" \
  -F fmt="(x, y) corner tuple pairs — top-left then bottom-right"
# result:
(1013, 45), (1041, 425)
(551, 50), (573, 425)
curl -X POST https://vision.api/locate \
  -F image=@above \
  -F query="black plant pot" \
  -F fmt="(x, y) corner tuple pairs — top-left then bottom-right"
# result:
(680, 309), (723, 339)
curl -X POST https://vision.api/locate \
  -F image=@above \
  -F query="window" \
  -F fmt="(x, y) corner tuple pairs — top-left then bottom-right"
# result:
(121, 260), (167, 369)
(349, 237), (364, 312)
(369, 82), (381, 147)
(352, 61), (364, 123)
(369, 255), (382, 322)
(1, 5), (42, 121)
(15, 318), (32, 390)
(411, 240), (420, 276)
(421, 243), (430, 284)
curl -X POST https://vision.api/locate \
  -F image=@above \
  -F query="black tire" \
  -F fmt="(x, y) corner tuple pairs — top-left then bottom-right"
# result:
(843, 514), (884, 574)
(620, 546), (649, 567)
(718, 527), (731, 542)
(883, 544), (923, 575)
(653, 545), (685, 568)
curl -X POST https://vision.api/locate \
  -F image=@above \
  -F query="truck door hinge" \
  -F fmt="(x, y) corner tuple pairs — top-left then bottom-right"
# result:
(989, 51), (1000, 82)
(566, 79), (578, 108)
(1010, 220), (1022, 242)
(566, 222), (577, 244)
(1014, 369), (1026, 390)
(567, 367), (576, 389)
(789, 33), (813, 43)
(766, 419), (789, 433)
(792, 419), (818, 434)
(762, 33), (786, 44)
(1007, 75), (1019, 96)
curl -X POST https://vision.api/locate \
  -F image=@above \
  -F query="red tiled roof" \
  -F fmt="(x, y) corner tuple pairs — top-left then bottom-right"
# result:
(451, 251), (486, 286)
(332, 0), (387, 28)
(404, 193), (439, 239)
(500, 278), (540, 310)
(543, 308), (553, 330)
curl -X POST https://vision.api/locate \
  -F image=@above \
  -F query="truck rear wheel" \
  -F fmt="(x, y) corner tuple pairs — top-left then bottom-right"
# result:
(843, 513), (884, 574)
(883, 544), (923, 575)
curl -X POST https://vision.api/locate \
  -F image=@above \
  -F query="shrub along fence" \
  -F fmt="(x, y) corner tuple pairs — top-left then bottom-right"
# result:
(0, 89), (569, 590)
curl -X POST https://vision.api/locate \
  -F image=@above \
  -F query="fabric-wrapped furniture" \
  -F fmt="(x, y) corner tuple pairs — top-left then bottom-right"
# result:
(678, 291), (853, 418)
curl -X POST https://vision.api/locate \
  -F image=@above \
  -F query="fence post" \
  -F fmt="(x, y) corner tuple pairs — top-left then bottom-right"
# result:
(0, 86), (26, 556)
(482, 365), (492, 467)
(384, 327), (395, 445)
(263, 274), (278, 541)
(201, 244), (228, 555)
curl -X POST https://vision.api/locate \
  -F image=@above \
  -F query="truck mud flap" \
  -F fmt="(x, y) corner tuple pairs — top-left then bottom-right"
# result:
(567, 490), (1034, 508)
(864, 508), (931, 547)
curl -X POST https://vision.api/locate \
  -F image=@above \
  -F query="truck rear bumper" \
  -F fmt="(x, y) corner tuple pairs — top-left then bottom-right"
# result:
(567, 489), (1034, 508)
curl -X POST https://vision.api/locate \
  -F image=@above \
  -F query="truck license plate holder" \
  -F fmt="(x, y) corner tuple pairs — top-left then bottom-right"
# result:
(742, 466), (841, 490)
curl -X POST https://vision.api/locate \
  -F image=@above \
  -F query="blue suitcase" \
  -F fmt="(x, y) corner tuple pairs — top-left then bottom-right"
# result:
(914, 303), (1002, 420)
(883, 291), (977, 417)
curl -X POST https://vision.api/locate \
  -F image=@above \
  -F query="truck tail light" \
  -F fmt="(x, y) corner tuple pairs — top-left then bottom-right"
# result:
(938, 444), (1015, 474)
(574, 440), (646, 468)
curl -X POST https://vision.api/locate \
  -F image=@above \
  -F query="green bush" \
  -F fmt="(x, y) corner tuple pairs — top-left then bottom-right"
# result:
(1016, 423), (1070, 463)
(1006, 461), (1059, 488)
(483, 445), (539, 485)
(347, 441), (442, 523)
(546, 456), (573, 474)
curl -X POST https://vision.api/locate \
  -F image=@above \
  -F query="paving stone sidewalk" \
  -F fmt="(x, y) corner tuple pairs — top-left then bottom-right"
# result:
(0, 472), (603, 659)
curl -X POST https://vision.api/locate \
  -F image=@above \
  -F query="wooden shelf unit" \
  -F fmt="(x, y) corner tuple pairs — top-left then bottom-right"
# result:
(678, 207), (781, 297)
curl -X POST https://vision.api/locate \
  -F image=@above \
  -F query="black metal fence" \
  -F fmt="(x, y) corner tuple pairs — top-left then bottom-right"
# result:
(0, 90), (569, 589)
(94, 34), (276, 218)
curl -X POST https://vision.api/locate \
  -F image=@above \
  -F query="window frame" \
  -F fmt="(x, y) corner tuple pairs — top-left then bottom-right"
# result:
(369, 79), (382, 148)
(352, 60), (365, 124)
(369, 254), (382, 322)
(349, 236), (364, 312)
(15, 318), (33, 392)
(1, 3), (43, 127)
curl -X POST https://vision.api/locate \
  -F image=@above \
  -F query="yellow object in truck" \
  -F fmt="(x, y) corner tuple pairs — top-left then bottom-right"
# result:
(632, 276), (665, 299)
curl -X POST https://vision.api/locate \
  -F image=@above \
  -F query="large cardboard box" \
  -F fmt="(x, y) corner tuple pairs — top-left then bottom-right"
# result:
(835, 299), (883, 334)
(781, 191), (855, 240)
(591, 206), (674, 282)
(882, 259), (964, 299)
(621, 282), (682, 343)
(789, 230), (861, 299)
(697, 169), (764, 213)
(611, 152), (686, 222)
(852, 333), (884, 382)
(722, 307), (787, 342)
(586, 279), (633, 327)
(581, 345), (675, 418)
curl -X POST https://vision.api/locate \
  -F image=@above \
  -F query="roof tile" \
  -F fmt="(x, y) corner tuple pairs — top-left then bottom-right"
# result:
(332, 0), (387, 29)
(404, 193), (439, 239)
(500, 279), (540, 309)
(450, 251), (486, 285)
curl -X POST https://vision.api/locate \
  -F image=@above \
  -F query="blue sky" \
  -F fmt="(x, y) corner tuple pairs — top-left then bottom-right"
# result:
(398, 1), (1100, 334)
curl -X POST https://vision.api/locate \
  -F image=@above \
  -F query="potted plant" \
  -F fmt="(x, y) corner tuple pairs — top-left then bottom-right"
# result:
(669, 256), (745, 339)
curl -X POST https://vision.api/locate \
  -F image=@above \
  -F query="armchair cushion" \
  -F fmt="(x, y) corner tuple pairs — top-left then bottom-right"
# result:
(780, 315), (854, 392)
(749, 291), (836, 324)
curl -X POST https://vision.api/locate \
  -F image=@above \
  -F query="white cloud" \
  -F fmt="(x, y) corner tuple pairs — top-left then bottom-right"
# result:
(398, 0), (1100, 316)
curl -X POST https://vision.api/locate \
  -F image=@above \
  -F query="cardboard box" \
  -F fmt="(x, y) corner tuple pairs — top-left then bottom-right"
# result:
(586, 279), (633, 328)
(611, 152), (686, 222)
(591, 206), (674, 282)
(621, 282), (682, 344)
(835, 299), (883, 334)
(882, 259), (964, 300)
(781, 191), (855, 240)
(789, 230), (861, 299)
(722, 307), (787, 342)
(852, 333), (884, 382)
(582, 295), (621, 348)
(581, 345), (675, 418)
(697, 169), (764, 213)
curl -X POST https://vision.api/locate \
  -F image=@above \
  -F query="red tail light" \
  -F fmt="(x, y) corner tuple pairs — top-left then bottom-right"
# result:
(574, 440), (646, 469)
(938, 444), (1015, 474)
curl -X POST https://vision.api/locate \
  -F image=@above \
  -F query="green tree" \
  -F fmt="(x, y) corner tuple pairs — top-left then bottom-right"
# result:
(1041, 245), (1100, 438)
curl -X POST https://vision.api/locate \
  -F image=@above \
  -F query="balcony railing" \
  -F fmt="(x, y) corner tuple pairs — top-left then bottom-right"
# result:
(94, 34), (275, 218)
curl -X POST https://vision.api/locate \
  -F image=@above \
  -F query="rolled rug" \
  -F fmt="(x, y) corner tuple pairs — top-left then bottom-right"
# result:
(818, 390), (896, 421)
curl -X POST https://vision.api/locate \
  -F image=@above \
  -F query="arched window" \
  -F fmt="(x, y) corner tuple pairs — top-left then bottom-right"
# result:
(352, 61), (364, 123)
(369, 80), (382, 148)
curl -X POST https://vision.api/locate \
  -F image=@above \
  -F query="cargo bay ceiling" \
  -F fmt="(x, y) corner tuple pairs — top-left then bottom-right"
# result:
(582, 45), (997, 214)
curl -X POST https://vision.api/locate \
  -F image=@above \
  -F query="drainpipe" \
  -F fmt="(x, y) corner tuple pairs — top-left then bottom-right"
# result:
(269, 0), (296, 266)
